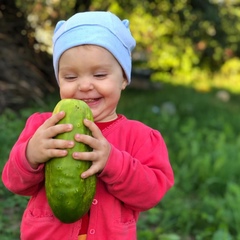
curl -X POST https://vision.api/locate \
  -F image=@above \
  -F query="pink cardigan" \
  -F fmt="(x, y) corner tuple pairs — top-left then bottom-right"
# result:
(2, 113), (174, 240)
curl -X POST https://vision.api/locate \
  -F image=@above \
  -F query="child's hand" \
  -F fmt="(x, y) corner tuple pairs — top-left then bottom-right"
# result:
(73, 119), (111, 179)
(26, 111), (74, 169)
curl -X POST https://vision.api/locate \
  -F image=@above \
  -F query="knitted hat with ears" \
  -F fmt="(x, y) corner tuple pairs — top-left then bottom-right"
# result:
(52, 11), (136, 84)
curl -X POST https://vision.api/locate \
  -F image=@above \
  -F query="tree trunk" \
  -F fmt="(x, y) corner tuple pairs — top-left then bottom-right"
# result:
(0, 0), (56, 114)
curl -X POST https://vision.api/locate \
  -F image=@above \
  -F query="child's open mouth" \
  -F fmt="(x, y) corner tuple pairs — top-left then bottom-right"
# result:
(81, 98), (101, 106)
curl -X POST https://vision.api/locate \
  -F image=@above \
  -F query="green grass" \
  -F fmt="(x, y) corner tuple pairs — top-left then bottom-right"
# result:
(1, 83), (240, 239)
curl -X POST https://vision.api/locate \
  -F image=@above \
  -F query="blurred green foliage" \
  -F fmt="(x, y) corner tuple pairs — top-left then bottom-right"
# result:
(118, 86), (240, 239)
(14, 0), (240, 93)
(2, 1), (240, 238)
(1, 86), (240, 239)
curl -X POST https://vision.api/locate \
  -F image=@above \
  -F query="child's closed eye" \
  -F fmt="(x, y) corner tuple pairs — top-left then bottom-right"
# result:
(94, 73), (107, 79)
(64, 75), (77, 80)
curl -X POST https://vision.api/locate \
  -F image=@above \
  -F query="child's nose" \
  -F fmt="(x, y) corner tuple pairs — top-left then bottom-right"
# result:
(78, 78), (93, 91)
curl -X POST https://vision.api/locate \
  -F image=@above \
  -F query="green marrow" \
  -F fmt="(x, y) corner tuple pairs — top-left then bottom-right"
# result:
(45, 99), (96, 223)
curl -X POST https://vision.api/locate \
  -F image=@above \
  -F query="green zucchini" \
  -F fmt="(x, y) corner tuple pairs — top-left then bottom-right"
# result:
(45, 99), (96, 223)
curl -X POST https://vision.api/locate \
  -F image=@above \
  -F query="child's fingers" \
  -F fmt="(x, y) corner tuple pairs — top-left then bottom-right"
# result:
(44, 111), (66, 127)
(74, 133), (98, 149)
(48, 123), (73, 138)
(80, 164), (100, 179)
(73, 151), (105, 179)
(72, 151), (96, 161)
(48, 139), (75, 151)
(41, 112), (73, 138)
(46, 149), (69, 159)
(83, 119), (102, 139)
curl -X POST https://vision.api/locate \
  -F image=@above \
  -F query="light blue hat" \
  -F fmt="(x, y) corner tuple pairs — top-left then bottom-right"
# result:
(53, 11), (136, 84)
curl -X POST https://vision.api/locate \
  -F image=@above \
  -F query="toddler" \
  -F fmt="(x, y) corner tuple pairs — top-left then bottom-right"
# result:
(2, 11), (174, 240)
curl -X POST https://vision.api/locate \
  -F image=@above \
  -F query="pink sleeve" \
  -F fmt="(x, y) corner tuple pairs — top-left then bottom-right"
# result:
(99, 129), (174, 211)
(1, 113), (51, 196)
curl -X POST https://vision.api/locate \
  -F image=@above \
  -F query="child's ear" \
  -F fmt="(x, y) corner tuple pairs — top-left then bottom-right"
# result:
(121, 79), (128, 90)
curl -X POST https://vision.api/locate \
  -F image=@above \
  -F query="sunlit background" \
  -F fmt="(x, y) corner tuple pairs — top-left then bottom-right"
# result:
(1, 1), (240, 239)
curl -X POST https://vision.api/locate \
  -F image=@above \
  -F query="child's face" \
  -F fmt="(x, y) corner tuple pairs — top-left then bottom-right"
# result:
(58, 45), (128, 122)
